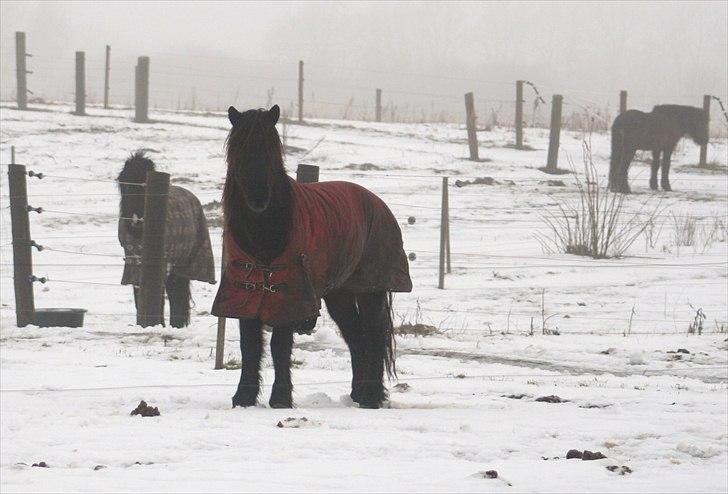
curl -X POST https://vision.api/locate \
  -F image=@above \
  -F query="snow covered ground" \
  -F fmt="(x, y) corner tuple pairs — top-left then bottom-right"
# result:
(1, 103), (726, 492)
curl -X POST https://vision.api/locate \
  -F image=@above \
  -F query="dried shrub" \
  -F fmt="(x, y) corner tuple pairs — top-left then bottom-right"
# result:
(537, 141), (661, 259)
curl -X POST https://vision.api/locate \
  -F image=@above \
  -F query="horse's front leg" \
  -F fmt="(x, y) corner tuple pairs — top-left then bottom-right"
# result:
(649, 150), (660, 191)
(232, 319), (263, 408)
(661, 149), (673, 191)
(269, 328), (294, 408)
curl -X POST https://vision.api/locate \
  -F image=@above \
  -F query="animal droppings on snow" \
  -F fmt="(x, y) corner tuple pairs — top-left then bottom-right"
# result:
(566, 449), (607, 460)
(471, 470), (512, 486)
(566, 449), (583, 459)
(606, 465), (633, 475)
(600, 347), (616, 355)
(93, 465), (107, 471)
(484, 470), (498, 479)
(581, 450), (607, 460)
(276, 417), (320, 428)
(31, 461), (49, 468)
(503, 393), (528, 399)
(535, 395), (567, 403)
(393, 382), (411, 392)
(130, 400), (160, 417)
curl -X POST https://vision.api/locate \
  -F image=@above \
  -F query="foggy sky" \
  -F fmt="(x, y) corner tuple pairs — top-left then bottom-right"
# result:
(1, 1), (726, 122)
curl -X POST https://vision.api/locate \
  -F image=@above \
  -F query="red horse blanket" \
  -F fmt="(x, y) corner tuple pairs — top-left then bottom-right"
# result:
(211, 179), (412, 327)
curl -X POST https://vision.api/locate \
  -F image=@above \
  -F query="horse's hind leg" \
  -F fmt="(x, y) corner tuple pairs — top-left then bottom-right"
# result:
(619, 149), (635, 194)
(650, 151), (661, 191)
(269, 328), (294, 408)
(166, 273), (191, 328)
(233, 319), (263, 408)
(661, 149), (673, 191)
(325, 291), (365, 404)
(356, 292), (395, 409)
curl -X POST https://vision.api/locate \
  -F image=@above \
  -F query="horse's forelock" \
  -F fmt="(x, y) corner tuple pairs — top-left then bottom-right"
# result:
(119, 151), (155, 185)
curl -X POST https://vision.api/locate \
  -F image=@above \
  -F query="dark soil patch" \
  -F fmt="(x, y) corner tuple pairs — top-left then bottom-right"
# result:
(130, 400), (160, 417)
(394, 323), (439, 336)
(535, 395), (568, 403)
(455, 176), (515, 187)
(541, 180), (566, 187)
(344, 162), (386, 171)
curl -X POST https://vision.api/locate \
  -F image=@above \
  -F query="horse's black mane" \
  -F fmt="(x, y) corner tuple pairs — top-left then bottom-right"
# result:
(223, 108), (291, 263)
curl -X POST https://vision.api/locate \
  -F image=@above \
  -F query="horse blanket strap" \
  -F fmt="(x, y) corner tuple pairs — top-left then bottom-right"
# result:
(119, 185), (216, 286)
(211, 178), (412, 327)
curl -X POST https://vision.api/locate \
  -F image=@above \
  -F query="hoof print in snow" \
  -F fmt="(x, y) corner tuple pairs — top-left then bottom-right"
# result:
(607, 465), (632, 475)
(535, 395), (567, 403)
(130, 400), (160, 417)
(393, 383), (411, 392)
(503, 393), (528, 400)
(582, 450), (607, 460)
(276, 417), (319, 428)
(93, 465), (107, 471)
(31, 461), (49, 468)
(600, 347), (616, 355)
(472, 470), (512, 486)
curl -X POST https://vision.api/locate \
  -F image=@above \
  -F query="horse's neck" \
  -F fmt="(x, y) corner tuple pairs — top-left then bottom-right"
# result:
(229, 176), (292, 264)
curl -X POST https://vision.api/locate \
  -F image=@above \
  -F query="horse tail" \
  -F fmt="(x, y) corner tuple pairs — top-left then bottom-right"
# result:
(382, 292), (397, 380)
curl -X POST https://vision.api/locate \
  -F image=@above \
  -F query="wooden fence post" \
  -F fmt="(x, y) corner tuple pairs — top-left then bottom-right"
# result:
(296, 163), (319, 183)
(515, 80), (524, 149)
(8, 159), (36, 327)
(545, 94), (563, 172)
(104, 45), (110, 109)
(298, 60), (304, 123)
(134, 56), (150, 123)
(699, 94), (711, 167)
(438, 177), (449, 289)
(138, 170), (169, 327)
(75, 51), (86, 116)
(375, 89), (382, 122)
(214, 241), (227, 369)
(464, 92), (479, 161)
(15, 32), (28, 111)
(619, 90), (627, 115)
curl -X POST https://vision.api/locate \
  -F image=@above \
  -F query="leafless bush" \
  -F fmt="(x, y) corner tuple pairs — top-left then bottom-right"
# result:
(670, 213), (698, 247)
(537, 141), (661, 259)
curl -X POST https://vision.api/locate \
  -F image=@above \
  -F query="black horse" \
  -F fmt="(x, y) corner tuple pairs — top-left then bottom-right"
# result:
(609, 105), (708, 193)
(118, 151), (216, 327)
(212, 105), (412, 409)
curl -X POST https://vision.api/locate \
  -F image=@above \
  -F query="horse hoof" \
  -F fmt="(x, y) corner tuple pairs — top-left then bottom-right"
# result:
(269, 399), (293, 409)
(358, 401), (382, 409)
(662, 184), (672, 192)
(649, 182), (658, 191)
(232, 388), (259, 408)
(269, 385), (293, 408)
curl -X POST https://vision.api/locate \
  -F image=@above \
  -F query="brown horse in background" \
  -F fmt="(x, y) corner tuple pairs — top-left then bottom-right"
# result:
(609, 105), (708, 193)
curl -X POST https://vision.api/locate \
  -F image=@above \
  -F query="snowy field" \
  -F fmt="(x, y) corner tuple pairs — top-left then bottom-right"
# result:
(1, 103), (727, 492)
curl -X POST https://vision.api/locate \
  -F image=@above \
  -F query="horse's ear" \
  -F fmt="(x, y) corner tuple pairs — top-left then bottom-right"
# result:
(228, 106), (242, 127)
(264, 105), (280, 128)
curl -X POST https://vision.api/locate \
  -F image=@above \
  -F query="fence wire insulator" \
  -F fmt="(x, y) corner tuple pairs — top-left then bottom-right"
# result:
(29, 240), (44, 251)
(26, 205), (43, 214)
(27, 170), (44, 179)
(29, 275), (47, 284)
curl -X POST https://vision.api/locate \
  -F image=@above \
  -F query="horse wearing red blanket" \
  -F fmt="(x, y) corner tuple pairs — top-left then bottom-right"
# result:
(212, 105), (412, 409)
